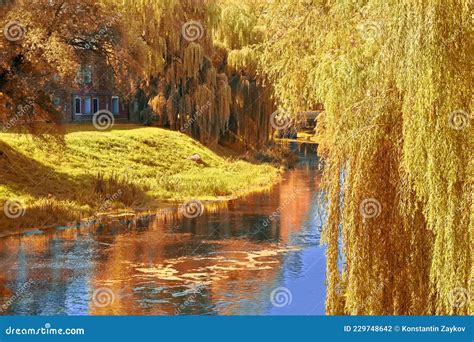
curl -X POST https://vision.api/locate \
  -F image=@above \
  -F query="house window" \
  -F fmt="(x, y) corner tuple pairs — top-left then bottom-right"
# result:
(76, 65), (92, 85)
(93, 98), (99, 113)
(111, 96), (119, 114)
(74, 97), (81, 114)
(83, 66), (92, 85)
(53, 97), (61, 107)
(83, 97), (91, 114)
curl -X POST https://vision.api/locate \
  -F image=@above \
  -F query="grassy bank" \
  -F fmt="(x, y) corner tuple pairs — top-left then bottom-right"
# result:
(0, 125), (280, 234)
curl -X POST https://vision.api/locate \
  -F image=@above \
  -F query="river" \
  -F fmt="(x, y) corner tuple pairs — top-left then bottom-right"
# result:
(0, 142), (327, 315)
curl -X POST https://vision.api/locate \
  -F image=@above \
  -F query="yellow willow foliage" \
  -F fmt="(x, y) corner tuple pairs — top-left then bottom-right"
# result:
(103, 0), (272, 147)
(216, 73), (232, 127)
(260, 0), (472, 315)
(106, 0), (169, 75)
(212, 0), (274, 149)
(107, 0), (219, 76)
(228, 47), (259, 77)
(214, 0), (265, 49)
(183, 43), (204, 78)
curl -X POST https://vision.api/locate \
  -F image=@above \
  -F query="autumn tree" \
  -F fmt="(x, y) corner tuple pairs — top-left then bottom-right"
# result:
(260, 0), (472, 315)
(0, 0), (140, 129)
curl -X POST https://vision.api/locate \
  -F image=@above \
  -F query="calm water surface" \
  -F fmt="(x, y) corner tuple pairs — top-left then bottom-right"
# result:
(0, 143), (327, 315)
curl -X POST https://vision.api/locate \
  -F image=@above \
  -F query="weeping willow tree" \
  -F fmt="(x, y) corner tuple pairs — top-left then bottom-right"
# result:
(214, 0), (275, 149)
(214, 0), (265, 49)
(106, 0), (272, 148)
(105, 0), (225, 145)
(260, 0), (472, 315)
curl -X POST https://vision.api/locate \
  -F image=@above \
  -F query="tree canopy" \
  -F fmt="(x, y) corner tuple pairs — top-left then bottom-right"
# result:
(0, 0), (141, 128)
(259, 0), (472, 315)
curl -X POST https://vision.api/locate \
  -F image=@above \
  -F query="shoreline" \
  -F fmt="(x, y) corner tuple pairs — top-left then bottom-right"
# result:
(0, 125), (283, 238)
(0, 177), (283, 239)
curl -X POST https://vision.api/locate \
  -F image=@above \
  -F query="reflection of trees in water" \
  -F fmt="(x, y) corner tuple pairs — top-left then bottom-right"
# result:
(1, 147), (324, 315)
(0, 231), (95, 315)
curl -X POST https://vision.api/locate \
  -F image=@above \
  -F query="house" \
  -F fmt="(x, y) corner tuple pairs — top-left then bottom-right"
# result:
(52, 56), (130, 123)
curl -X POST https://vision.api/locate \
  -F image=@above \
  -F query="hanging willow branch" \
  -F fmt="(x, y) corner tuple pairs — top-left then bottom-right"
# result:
(260, 0), (472, 315)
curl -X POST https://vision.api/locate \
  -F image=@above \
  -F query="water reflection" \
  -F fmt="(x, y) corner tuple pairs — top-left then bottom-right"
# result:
(0, 142), (327, 315)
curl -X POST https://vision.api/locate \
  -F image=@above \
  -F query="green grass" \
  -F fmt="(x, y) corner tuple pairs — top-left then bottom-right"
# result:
(0, 125), (280, 233)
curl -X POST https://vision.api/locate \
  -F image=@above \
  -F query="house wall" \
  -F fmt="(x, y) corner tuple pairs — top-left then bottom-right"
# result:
(70, 93), (129, 122)
(62, 56), (130, 122)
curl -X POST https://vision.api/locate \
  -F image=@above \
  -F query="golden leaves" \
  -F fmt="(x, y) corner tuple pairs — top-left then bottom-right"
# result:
(259, 0), (472, 315)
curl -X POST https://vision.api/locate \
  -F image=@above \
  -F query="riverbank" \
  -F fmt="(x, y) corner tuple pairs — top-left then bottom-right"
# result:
(0, 141), (324, 316)
(0, 125), (280, 235)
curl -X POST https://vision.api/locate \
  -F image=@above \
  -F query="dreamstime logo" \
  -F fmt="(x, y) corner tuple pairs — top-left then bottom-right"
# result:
(260, 188), (302, 228)
(181, 199), (204, 219)
(3, 20), (26, 42)
(357, 21), (381, 42)
(0, 280), (35, 313)
(2, 97), (36, 132)
(174, 285), (205, 315)
(3, 199), (26, 219)
(181, 20), (204, 42)
(270, 109), (291, 130)
(448, 287), (469, 308)
(83, 189), (123, 226)
(92, 110), (115, 131)
(84, 13), (122, 49)
(181, 101), (211, 132)
(359, 198), (381, 219)
(92, 287), (115, 308)
(270, 287), (292, 308)
(448, 109), (470, 130)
